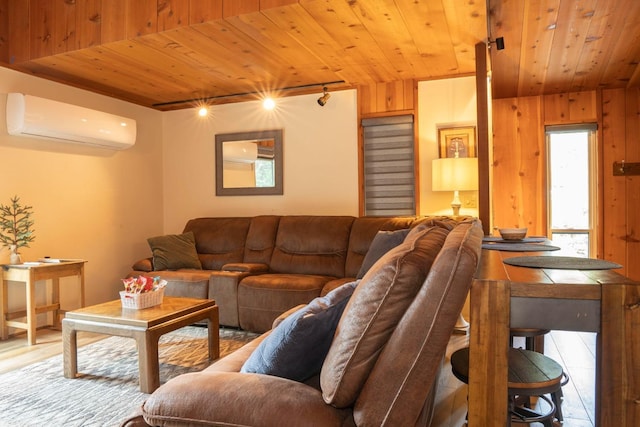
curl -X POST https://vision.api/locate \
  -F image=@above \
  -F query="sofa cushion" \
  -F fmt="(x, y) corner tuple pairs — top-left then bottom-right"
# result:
(320, 224), (449, 408)
(183, 217), (252, 270)
(269, 216), (354, 277)
(238, 273), (331, 332)
(240, 281), (358, 381)
(356, 228), (410, 279)
(147, 231), (202, 271)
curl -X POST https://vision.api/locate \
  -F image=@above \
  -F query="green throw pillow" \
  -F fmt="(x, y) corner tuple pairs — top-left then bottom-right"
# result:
(147, 231), (202, 271)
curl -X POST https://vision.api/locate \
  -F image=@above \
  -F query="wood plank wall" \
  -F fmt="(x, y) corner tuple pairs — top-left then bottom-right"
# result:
(492, 88), (640, 279)
(602, 88), (640, 280)
(0, 0), (298, 64)
(492, 95), (545, 235)
(0, 0), (7, 62)
(358, 80), (416, 116)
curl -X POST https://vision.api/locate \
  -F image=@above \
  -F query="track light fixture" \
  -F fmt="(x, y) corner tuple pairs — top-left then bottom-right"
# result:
(488, 36), (505, 50)
(317, 87), (331, 106)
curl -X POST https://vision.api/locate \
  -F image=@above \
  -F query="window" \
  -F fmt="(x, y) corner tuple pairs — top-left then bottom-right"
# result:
(254, 142), (276, 187)
(361, 115), (416, 216)
(546, 124), (597, 257)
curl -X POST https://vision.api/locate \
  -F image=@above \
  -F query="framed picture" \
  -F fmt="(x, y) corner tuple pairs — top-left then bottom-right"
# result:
(438, 125), (477, 158)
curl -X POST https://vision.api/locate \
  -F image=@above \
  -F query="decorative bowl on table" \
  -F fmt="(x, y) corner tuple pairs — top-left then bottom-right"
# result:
(498, 228), (528, 241)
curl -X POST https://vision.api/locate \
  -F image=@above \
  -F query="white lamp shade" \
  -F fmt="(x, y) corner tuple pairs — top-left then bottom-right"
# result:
(432, 157), (478, 191)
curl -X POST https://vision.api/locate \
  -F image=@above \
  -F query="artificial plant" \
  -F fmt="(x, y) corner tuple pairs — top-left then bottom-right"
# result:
(0, 195), (36, 249)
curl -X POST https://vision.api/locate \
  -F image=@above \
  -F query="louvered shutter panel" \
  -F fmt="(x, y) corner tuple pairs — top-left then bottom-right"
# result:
(362, 115), (416, 216)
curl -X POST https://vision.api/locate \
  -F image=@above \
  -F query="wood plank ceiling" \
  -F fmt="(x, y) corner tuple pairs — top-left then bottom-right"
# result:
(488, 0), (640, 99)
(0, 1), (638, 111)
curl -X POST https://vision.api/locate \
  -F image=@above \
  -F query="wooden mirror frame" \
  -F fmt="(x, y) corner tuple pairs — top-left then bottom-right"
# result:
(215, 129), (283, 196)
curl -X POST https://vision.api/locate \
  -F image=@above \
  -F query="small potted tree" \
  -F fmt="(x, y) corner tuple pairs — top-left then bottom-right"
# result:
(0, 196), (36, 264)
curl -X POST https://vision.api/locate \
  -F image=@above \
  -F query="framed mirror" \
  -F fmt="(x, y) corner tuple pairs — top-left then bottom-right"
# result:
(215, 129), (283, 196)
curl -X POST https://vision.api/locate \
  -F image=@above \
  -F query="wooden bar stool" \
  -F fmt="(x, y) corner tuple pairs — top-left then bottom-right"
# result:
(451, 347), (568, 426)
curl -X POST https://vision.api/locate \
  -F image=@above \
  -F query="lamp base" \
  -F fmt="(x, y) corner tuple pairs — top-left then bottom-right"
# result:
(450, 190), (462, 216)
(453, 313), (469, 334)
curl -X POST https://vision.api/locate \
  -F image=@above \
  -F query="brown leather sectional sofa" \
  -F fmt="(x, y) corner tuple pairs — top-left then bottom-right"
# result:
(123, 217), (483, 427)
(129, 215), (459, 332)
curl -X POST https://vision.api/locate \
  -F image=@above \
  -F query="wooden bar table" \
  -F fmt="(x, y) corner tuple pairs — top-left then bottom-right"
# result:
(468, 248), (640, 426)
(1, 260), (86, 345)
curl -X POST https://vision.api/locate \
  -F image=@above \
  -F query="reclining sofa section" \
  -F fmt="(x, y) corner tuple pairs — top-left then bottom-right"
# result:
(129, 215), (459, 332)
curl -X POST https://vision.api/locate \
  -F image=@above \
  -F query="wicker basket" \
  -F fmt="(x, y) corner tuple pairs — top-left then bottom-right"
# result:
(120, 288), (165, 309)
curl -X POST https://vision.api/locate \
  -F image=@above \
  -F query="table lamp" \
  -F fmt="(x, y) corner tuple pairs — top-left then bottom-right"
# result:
(432, 157), (478, 216)
(432, 155), (478, 333)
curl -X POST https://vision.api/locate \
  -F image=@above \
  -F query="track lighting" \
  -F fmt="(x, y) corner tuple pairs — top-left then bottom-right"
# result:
(317, 87), (331, 106)
(488, 36), (505, 50)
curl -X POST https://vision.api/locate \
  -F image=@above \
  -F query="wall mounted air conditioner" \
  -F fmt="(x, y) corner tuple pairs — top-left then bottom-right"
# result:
(5, 93), (136, 150)
(222, 141), (258, 163)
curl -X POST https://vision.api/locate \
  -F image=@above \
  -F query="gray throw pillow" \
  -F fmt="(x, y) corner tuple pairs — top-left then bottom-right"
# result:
(147, 231), (202, 271)
(240, 280), (359, 381)
(357, 229), (410, 279)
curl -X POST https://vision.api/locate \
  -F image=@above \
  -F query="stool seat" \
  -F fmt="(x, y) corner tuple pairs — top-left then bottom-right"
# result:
(508, 348), (563, 394)
(451, 347), (566, 425)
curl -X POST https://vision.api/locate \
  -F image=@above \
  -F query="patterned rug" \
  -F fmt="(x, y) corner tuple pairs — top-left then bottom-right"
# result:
(0, 327), (259, 427)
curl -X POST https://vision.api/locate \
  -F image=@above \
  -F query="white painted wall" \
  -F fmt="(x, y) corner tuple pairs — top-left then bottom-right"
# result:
(418, 76), (479, 217)
(0, 68), (476, 333)
(160, 79), (477, 233)
(161, 90), (359, 233)
(0, 67), (164, 323)
(417, 76), (478, 323)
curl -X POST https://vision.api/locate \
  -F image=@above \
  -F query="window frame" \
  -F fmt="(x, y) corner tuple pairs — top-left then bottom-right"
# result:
(545, 123), (598, 257)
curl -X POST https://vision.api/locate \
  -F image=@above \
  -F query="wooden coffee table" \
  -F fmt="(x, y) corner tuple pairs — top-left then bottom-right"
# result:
(62, 296), (219, 393)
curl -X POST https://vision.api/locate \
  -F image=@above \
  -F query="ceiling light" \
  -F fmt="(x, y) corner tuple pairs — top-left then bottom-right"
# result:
(198, 106), (208, 117)
(263, 97), (276, 110)
(317, 87), (331, 106)
(154, 80), (344, 108)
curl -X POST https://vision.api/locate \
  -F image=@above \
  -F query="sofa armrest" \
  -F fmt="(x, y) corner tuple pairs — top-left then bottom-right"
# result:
(141, 372), (350, 427)
(131, 257), (153, 272)
(222, 262), (269, 273)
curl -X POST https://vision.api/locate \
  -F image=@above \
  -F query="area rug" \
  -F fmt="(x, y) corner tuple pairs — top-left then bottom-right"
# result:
(0, 327), (259, 427)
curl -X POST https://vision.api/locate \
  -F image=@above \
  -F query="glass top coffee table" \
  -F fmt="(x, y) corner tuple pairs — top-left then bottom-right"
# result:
(62, 296), (218, 393)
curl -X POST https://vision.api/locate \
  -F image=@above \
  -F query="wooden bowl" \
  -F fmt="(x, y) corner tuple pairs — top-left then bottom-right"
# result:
(499, 228), (527, 241)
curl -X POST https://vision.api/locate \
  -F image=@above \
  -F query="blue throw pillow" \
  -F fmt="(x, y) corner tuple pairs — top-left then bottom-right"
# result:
(357, 229), (410, 279)
(240, 280), (359, 381)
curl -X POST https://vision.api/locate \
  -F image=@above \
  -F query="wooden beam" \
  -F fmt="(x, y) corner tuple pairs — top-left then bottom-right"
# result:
(475, 42), (490, 235)
(0, 0), (8, 63)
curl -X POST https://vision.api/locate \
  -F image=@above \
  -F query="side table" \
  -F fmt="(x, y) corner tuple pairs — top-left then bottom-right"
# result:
(1, 260), (86, 345)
